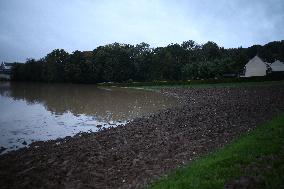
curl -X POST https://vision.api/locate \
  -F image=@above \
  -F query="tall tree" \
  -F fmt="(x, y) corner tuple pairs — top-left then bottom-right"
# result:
(43, 49), (69, 82)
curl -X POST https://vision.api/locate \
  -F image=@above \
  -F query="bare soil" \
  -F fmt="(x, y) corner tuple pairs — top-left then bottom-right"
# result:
(0, 85), (284, 189)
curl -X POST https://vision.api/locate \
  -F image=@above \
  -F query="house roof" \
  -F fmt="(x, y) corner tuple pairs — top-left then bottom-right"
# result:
(245, 55), (267, 68)
(250, 55), (262, 62)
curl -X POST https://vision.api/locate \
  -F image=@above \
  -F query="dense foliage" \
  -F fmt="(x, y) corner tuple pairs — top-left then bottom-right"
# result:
(11, 40), (284, 83)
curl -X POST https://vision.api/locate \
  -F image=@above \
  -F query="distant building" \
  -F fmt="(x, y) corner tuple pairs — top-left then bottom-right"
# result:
(270, 60), (284, 72)
(0, 62), (15, 80)
(0, 62), (15, 72)
(240, 55), (272, 77)
(222, 73), (238, 78)
(240, 56), (284, 78)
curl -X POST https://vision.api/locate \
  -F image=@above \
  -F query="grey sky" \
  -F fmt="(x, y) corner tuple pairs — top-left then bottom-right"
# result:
(0, 0), (283, 62)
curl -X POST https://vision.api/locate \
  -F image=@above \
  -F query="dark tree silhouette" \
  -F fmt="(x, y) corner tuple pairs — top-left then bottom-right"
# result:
(11, 40), (284, 83)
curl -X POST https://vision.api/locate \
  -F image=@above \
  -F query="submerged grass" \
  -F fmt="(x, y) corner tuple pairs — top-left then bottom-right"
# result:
(148, 113), (284, 189)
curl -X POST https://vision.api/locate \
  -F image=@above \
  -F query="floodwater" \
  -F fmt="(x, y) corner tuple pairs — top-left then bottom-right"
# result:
(0, 82), (178, 153)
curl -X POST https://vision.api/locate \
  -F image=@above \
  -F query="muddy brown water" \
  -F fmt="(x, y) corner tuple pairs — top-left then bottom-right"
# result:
(0, 82), (178, 153)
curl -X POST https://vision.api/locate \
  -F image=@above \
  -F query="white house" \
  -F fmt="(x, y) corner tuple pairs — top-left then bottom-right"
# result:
(270, 60), (284, 72)
(242, 55), (269, 77)
(0, 62), (14, 71)
(0, 62), (15, 80)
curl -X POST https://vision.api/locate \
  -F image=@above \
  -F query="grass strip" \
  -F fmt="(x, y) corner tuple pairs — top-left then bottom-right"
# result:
(148, 113), (284, 189)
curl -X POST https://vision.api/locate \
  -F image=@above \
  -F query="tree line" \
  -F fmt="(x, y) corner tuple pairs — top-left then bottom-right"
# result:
(11, 40), (284, 83)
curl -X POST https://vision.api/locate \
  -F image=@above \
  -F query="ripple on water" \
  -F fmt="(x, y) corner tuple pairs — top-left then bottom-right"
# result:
(0, 83), (179, 154)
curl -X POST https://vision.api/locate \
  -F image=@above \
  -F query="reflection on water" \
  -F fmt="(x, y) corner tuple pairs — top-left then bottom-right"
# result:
(0, 82), (178, 153)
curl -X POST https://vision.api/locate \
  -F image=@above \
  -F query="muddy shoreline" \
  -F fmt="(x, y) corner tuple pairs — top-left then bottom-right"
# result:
(1, 85), (284, 189)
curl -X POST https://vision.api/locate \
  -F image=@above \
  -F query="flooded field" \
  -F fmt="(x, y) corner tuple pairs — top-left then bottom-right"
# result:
(0, 82), (178, 153)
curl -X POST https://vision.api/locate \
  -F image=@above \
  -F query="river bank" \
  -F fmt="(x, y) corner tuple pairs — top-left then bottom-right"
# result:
(1, 84), (284, 189)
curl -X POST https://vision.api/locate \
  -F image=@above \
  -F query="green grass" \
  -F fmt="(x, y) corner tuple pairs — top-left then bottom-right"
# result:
(133, 80), (284, 91)
(148, 113), (284, 189)
(98, 79), (284, 91)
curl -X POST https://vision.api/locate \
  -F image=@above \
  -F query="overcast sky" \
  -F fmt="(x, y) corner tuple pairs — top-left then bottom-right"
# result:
(0, 0), (283, 62)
